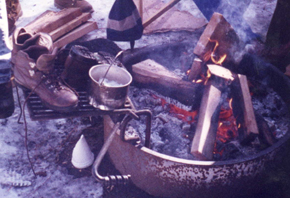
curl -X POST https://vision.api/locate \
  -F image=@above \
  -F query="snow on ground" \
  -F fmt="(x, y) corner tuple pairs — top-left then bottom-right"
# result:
(1, 0), (277, 197)
(1, 0), (203, 197)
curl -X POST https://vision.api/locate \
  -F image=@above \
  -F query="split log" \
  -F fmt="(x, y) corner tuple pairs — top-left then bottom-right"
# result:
(53, 21), (98, 48)
(231, 74), (259, 144)
(188, 57), (203, 82)
(49, 12), (92, 41)
(131, 59), (203, 107)
(25, 8), (83, 34)
(193, 12), (240, 64)
(207, 64), (235, 81)
(190, 79), (225, 160)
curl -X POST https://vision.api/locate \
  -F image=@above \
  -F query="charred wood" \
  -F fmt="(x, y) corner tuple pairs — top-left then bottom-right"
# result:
(255, 113), (276, 146)
(193, 12), (240, 64)
(188, 57), (203, 82)
(231, 74), (259, 145)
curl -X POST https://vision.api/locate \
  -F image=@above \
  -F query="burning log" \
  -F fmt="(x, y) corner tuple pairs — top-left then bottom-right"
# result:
(53, 21), (98, 48)
(188, 57), (203, 81)
(131, 59), (203, 107)
(190, 79), (226, 160)
(231, 74), (259, 144)
(193, 12), (240, 64)
(25, 8), (83, 34)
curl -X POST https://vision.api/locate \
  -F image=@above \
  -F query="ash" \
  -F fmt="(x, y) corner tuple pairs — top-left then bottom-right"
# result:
(128, 84), (290, 161)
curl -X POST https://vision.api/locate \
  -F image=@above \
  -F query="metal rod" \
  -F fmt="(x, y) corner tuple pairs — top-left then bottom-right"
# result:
(99, 50), (124, 86)
(139, 0), (143, 21)
(92, 121), (131, 186)
(143, 0), (181, 28)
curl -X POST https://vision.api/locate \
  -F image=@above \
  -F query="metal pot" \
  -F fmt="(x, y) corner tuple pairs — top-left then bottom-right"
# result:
(88, 64), (132, 111)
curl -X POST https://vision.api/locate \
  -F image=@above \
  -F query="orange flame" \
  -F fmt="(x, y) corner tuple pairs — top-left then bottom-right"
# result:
(215, 98), (238, 144)
(208, 39), (227, 65)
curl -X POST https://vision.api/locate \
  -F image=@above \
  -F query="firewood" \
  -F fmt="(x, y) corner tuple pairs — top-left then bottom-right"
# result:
(49, 12), (92, 41)
(231, 74), (259, 144)
(193, 12), (239, 64)
(53, 21), (98, 48)
(188, 58), (203, 82)
(207, 64), (235, 81)
(255, 113), (276, 146)
(131, 59), (203, 107)
(190, 79), (225, 160)
(25, 8), (82, 34)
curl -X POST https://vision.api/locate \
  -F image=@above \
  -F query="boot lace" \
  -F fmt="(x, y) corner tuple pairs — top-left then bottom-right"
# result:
(41, 72), (65, 92)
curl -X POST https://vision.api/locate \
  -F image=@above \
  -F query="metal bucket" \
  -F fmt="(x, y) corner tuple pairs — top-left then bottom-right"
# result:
(88, 64), (132, 111)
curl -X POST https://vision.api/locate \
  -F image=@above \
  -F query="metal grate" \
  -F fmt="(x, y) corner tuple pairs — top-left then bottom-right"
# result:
(21, 49), (133, 121)
(22, 89), (134, 121)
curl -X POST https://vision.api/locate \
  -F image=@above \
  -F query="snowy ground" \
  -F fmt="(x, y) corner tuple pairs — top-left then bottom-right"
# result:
(1, 0), (288, 198)
(2, 0), (203, 197)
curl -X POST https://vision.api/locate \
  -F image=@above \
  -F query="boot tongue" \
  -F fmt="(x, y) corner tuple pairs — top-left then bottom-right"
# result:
(36, 48), (58, 73)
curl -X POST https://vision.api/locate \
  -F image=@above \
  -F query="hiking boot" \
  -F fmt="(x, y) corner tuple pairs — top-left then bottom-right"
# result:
(12, 32), (78, 112)
(11, 28), (54, 64)
(6, 0), (23, 34)
(54, 0), (93, 13)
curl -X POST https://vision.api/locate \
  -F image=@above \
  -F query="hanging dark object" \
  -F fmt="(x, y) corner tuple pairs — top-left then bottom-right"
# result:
(107, 0), (143, 51)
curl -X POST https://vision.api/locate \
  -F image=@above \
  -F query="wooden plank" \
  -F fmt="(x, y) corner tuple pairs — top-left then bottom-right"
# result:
(53, 21), (98, 48)
(231, 74), (259, 144)
(131, 59), (203, 107)
(193, 12), (239, 64)
(190, 79), (224, 160)
(49, 12), (92, 41)
(25, 8), (82, 34)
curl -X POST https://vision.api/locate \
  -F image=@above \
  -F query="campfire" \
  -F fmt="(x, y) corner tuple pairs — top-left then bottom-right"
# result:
(121, 12), (286, 163)
(10, 1), (290, 198)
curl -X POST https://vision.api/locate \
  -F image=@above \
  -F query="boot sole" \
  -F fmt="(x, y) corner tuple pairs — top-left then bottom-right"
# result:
(14, 79), (78, 113)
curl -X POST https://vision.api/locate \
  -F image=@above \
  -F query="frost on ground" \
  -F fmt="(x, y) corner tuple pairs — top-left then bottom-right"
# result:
(1, 0), (282, 197)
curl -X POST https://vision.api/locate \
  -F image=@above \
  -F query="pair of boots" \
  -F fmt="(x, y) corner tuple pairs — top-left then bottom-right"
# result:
(12, 28), (79, 112)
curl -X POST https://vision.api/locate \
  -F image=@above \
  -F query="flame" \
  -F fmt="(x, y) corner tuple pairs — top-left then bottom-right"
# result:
(216, 98), (238, 144)
(151, 94), (198, 124)
(208, 39), (227, 65)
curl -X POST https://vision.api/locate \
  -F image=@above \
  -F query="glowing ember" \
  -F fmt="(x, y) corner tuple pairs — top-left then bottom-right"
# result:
(216, 98), (238, 142)
(151, 94), (198, 124)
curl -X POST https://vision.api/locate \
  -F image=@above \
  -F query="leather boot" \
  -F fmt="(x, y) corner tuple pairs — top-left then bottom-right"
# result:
(54, 0), (93, 13)
(62, 45), (98, 89)
(11, 28), (54, 64)
(6, 0), (22, 34)
(12, 30), (78, 112)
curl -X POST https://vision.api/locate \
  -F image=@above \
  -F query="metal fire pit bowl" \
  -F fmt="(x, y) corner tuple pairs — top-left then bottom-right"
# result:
(89, 64), (132, 111)
(103, 43), (290, 198)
